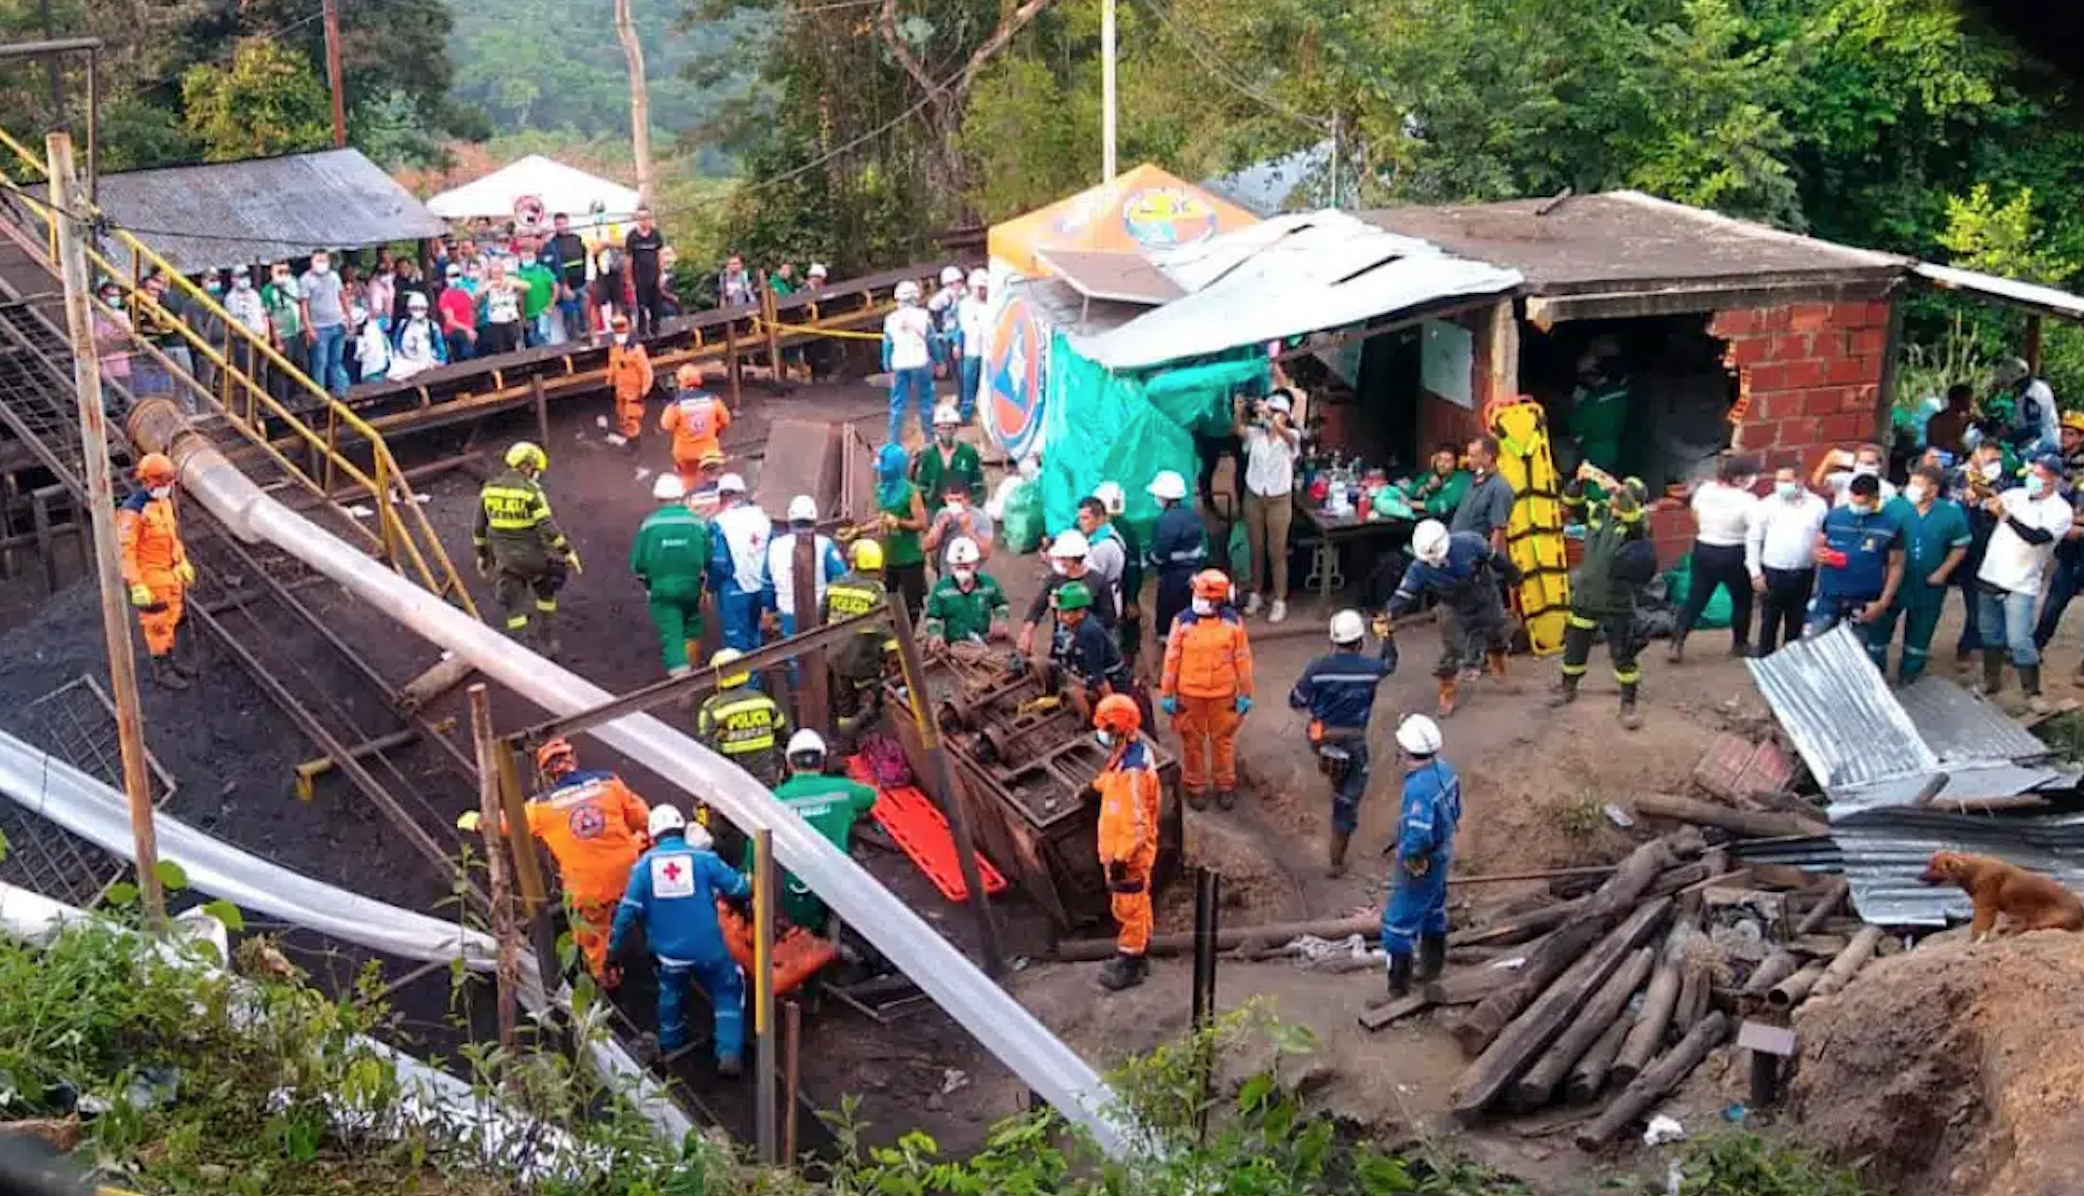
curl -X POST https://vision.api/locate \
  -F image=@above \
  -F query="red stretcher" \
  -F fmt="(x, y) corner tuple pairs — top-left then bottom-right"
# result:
(846, 758), (1009, 901)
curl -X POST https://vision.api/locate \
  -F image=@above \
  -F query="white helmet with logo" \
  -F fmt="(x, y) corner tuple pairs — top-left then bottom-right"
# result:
(1395, 714), (1444, 757)
(787, 494), (818, 522)
(1412, 519), (1451, 565)
(894, 280), (921, 304)
(1146, 470), (1188, 502)
(1329, 609), (1366, 645)
(1093, 481), (1126, 516)
(940, 265), (964, 285)
(947, 536), (982, 566)
(1049, 529), (1090, 559)
(968, 268), (988, 290)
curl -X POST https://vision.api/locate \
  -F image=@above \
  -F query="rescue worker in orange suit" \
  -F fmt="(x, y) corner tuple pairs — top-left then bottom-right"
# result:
(1087, 694), (1160, 991)
(604, 313), (654, 451)
(1158, 569), (1254, 811)
(460, 737), (649, 986)
(119, 453), (197, 690)
(660, 364), (731, 488)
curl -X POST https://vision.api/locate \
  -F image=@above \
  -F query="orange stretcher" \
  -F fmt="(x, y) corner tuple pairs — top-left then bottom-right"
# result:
(716, 902), (839, 997)
(846, 758), (1009, 901)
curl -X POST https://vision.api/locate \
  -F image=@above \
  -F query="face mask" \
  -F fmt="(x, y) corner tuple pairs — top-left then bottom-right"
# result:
(1050, 559), (1069, 577)
(953, 567), (975, 587)
(1191, 596), (1215, 616)
(1776, 481), (1800, 500)
(936, 430), (955, 445)
(1904, 482), (1930, 505)
(273, 274), (290, 286)
(614, 333), (628, 345)
(149, 486), (172, 500)
(1981, 460), (2003, 480)
(1853, 462), (1879, 477)
(1850, 502), (1874, 516)
(205, 283), (224, 296)
(1094, 730), (1114, 748)
(310, 261), (330, 275)
(2027, 475), (2048, 498)
(234, 278), (251, 291)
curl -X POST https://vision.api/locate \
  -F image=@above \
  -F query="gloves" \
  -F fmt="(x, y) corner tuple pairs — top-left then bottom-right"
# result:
(173, 561), (196, 585)
(565, 549), (584, 575)
(1160, 694), (1180, 716)
(1402, 853), (1433, 879)
(455, 810), (482, 832)
(129, 583), (153, 608)
(1372, 615), (1393, 640)
(475, 549), (494, 578)
(1234, 695), (1253, 715)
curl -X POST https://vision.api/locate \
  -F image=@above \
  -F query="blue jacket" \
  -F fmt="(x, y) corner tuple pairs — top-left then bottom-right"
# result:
(1396, 759), (1462, 865)
(1387, 531), (1509, 617)
(1147, 505), (1207, 576)
(609, 831), (750, 966)
(1288, 651), (1391, 731)
(1816, 504), (1901, 600)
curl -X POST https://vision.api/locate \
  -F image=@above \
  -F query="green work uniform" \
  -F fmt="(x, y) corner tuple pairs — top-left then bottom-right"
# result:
(473, 468), (571, 634)
(1569, 380), (1631, 476)
(924, 571), (1008, 642)
(879, 481), (926, 568)
(1415, 469), (1472, 520)
(747, 773), (879, 928)
(629, 502), (711, 672)
(1870, 495), (1971, 684)
(697, 687), (788, 787)
(912, 442), (986, 506)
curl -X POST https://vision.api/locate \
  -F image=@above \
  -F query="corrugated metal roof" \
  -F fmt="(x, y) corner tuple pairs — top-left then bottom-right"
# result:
(1914, 262), (2084, 325)
(1746, 625), (1937, 791)
(1896, 676), (2051, 764)
(1035, 248), (1185, 304)
(1830, 809), (2084, 926)
(55, 149), (450, 273)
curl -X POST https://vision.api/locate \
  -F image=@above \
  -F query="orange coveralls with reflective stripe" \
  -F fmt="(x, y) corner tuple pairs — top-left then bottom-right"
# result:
(117, 491), (189, 657)
(659, 390), (731, 485)
(523, 769), (651, 978)
(1097, 736), (1162, 955)
(1159, 608), (1254, 795)
(607, 340), (655, 438)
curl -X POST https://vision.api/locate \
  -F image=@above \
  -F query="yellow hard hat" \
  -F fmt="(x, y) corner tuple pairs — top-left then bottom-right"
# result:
(710, 648), (750, 688)
(2063, 410), (2084, 434)
(850, 538), (885, 572)
(505, 441), (547, 472)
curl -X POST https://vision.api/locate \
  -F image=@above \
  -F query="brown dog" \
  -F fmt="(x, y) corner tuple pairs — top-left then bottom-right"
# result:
(1918, 851), (2084, 939)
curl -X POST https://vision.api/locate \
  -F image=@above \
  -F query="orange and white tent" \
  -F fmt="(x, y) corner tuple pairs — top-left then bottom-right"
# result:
(986, 164), (1258, 279)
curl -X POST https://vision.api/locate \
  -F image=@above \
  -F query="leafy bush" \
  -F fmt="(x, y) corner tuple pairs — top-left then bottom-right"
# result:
(1675, 1132), (1867, 1196)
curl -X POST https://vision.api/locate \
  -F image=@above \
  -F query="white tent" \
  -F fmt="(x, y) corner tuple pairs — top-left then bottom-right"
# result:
(426, 155), (641, 224)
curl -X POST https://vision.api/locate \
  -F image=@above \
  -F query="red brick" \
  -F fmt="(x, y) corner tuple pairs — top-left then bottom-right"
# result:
(1801, 388), (1846, 417)
(1781, 358), (1830, 389)
(1826, 354), (1878, 385)
(1709, 309), (1757, 338)
(1788, 304), (1834, 332)
(1753, 391), (1801, 420)
(1756, 306), (1794, 331)
(1729, 335), (1774, 367)
(1748, 362), (1787, 391)
(1769, 419), (1813, 448)
(1809, 329), (1848, 359)
(1819, 413), (1864, 442)
(1844, 383), (1881, 414)
(1850, 326), (1887, 356)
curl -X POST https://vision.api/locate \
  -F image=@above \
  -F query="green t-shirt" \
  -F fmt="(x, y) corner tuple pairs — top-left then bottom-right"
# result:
(912, 442), (985, 506)
(518, 263), (556, 319)
(925, 572), (1008, 641)
(880, 480), (925, 567)
(1416, 469), (1473, 519)
(261, 282), (301, 339)
(629, 504), (711, 600)
(768, 273), (797, 297)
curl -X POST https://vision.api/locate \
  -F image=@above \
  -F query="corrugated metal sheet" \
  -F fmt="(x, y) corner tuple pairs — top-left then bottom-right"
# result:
(55, 149), (450, 273)
(1914, 262), (2084, 324)
(1829, 809), (2084, 927)
(1745, 624), (1937, 790)
(1895, 676), (2050, 764)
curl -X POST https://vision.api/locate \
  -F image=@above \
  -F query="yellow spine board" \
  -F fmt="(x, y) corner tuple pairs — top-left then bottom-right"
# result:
(1487, 400), (1571, 656)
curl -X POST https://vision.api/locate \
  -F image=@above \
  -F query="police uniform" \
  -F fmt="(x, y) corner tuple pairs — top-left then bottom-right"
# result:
(822, 569), (891, 742)
(474, 467), (572, 642)
(1554, 478), (1655, 717)
(697, 685), (788, 788)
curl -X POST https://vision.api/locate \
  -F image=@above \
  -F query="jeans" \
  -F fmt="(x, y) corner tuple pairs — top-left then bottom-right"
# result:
(446, 330), (474, 363)
(958, 355), (982, 421)
(1328, 737), (1370, 835)
(1805, 591), (1886, 666)
(1977, 585), (2040, 668)
(1242, 489), (1294, 602)
(306, 324), (348, 395)
(888, 367), (934, 445)
(1676, 541), (1752, 650)
(555, 297), (584, 343)
(1757, 566), (1814, 656)
(655, 954), (745, 1062)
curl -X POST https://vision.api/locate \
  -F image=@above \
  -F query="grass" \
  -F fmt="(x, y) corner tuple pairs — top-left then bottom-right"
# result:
(1672, 1132), (1867, 1196)
(1555, 792), (1607, 844)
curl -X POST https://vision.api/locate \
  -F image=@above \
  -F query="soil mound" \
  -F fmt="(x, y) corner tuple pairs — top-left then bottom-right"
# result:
(1787, 931), (2084, 1196)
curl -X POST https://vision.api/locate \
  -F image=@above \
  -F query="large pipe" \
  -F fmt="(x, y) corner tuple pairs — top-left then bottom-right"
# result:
(127, 399), (1128, 1155)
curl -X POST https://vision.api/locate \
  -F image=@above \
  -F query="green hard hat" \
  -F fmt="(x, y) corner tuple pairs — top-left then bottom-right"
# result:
(1055, 580), (1093, 611)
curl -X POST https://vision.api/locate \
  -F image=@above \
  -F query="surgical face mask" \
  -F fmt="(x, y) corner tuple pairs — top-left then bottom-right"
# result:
(1853, 461), (1880, 477)
(233, 277), (251, 291)
(1981, 460), (2003, 480)
(945, 496), (966, 512)
(310, 259), (329, 275)
(1776, 480), (1801, 500)
(953, 567), (975, 587)
(1904, 481), (1930, 505)
(2027, 475), (2048, 498)
(1191, 596), (1215, 616)
(1850, 502), (1874, 516)
(1095, 730), (1114, 748)
(614, 333), (628, 345)
(205, 281), (224, 296)
(149, 486), (172, 500)
(936, 429), (955, 445)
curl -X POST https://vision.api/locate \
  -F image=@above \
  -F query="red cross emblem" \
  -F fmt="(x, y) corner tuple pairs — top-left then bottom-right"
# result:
(663, 861), (684, 882)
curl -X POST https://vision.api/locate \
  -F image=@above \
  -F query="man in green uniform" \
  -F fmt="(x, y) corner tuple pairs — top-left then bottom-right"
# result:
(516, 251), (557, 347)
(1411, 443), (1473, 520)
(630, 472), (710, 677)
(751, 729), (879, 931)
(824, 539), (893, 749)
(924, 536), (1008, 644)
(913, 403), (986, 505)
(1546, 463), (1656, 729)
(474, 441), (579, 653)
(1567, 337), (1630, 478)
(1871, 462), (1971, 684)
(697, 649), (789, 787)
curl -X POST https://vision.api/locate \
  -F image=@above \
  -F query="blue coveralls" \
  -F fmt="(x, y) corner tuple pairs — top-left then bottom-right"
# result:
(1382, 758), (1462, 961)
(1387, 532), (1512, 675)
(1287, 651), (1392, 834)
(1147, 502), (1207, 641)
(609, 831), (752, 1060)
(1805, 503), (1900, 664)
(709, 505), (772, 653)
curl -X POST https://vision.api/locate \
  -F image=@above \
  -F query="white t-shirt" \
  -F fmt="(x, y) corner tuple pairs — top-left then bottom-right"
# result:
(1978, 486), (2073, 595)
(1747, 490), (1828, 574)
(714, 504), (774, 593)
(884, 307), (933, 371)
(957, 295), (989, 359)
(765, 531), (839, 617)
(1243, 422), (1299, 498)
(1826, 469), (1898, 509)
(1690, 480), (1758, 547)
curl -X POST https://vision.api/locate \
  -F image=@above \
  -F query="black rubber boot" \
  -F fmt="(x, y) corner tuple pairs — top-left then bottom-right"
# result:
(716, 1054), (744, 1079)
(1981, 649), (2006, 696)
(1617, 682), (1642, 731)
(1098, 952), (1149, 992)
(1327, 830), (1351, 878)
(1215, 788), (1239, 811)
(171, 627), (201, 677)
(1545, 674), (1580, 707)
(1667, 635), (1686, 664)
(1417, 933), (1447, 982)
(1386, 952), (1414, 998)
(149, 654), (190, 691)
(2022, 664), (2051, 714)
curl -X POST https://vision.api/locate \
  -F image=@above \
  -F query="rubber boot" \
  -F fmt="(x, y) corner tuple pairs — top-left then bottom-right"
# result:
(1417, 933), (1447, 983)
(1435, 676), (1458, 718)
(1216, 788), (1239, 811)
(538, 611), (564, 659)
(1981, 649), (2006, 697)
(1667, 634), (1686, 664)
(1485, 649), (1520, 694)
(1386, 952), (1414, 998)
(1186, 790), (1210, 811)
(716, 1054), (744, 1079)
(170, 626), (201, 678)
(2022, 664), (2052, 715)
(149, 654), (190, 691)
(1617, 682), (1642, 731)
(1327, 830), (1352, 878)
(1545, 673), (1580, 707)
(1098, 952), (1149, 992)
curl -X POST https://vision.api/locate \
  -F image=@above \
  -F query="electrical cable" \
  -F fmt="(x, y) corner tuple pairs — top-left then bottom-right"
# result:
(1125, 0), (1329, 134)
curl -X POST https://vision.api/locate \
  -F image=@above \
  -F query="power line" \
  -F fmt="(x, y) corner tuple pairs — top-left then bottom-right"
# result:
(1126, 0), (1329, 134)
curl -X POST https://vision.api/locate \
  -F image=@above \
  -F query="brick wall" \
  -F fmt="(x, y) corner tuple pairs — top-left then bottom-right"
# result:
(1710, 299), (1893, 473)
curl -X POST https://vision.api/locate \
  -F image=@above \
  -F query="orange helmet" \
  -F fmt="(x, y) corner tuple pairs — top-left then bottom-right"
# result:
(610, 313), (630, 331)
(1094, 693), (1142, 735)
(1192, 569), (1231, 602)
(136, 453), (177, 486)
(675, 364), (702, 388)
(535, 737), (578, 775)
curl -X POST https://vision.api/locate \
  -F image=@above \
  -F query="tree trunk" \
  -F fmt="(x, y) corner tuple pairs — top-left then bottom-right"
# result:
(1611, 918), (1690, 1086)
(1511, 945), (1656, 1110)
(1575, 1012), (1731, 1150)
(614, 0), (655, 208)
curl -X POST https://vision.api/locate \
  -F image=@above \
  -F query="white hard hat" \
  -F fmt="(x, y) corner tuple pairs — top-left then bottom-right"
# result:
(406, 291), (429, 310)
(786, 728), (827, 760)
(1093, 481), (1126, 516)
(947, 536), (981, 566)
(1147, 470), (1188, 501)
(1412, 519), (1451, 565)
(648, 804), (687, 838)
(808, 262), (828, 278)
(653, 473), (687, 501)
(1049, 528), (1090, 559)
(787, 494), (818, 522)
(894, 280), (921, 303)
(933, 403), (962, 426)
(1330, 609), (1366, 645)
(717, 472), (747, 494)
(968, 268), (988, 290)
(1395, 714), (1444, 757)
(1266, 391), (1293, 414)
(941, 265), (964, 285)
(1995, 357), (2030, 385)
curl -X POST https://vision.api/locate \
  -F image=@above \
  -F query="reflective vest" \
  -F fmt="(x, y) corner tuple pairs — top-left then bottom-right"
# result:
(475, 469), (567, 553)
(1096, 737), (1161, 865)
(824, 573), (890, 676)
(824, 574), (884, 620)
(117, 492), (186, 583)
(698, 690), (783, 756)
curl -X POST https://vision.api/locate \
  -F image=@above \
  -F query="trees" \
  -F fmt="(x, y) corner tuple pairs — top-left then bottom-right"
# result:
(179, 39), (333, 163)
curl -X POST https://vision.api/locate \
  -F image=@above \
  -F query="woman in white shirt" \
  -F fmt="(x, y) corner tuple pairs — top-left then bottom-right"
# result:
(1671, 454), (1761, 662)
(1232, 388), (1301, 624)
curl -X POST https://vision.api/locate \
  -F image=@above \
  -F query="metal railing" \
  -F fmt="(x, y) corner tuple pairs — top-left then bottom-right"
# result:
(0, 124), (478, 617)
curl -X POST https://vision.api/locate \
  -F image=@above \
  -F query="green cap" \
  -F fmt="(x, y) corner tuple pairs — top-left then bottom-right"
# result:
(1055, 580), (1093, 611)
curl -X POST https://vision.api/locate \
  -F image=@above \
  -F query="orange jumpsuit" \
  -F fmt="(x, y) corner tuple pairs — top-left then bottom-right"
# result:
(1159, 608), (1254, 796)
(607, 340), (655, 438)
(117, 491), (189, 657)
(659, 389), (731, 486)
(1096, 736), (1162, 955)
(523, 768), (651, 978)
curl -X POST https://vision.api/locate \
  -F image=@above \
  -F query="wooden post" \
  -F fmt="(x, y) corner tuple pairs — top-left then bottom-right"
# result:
(320, 0), (347, 148)
(530, 374), (551, 450)
(1482, 299), (1520, 408)
(50, 131), (163, 927)
(761, 285), (783, 385)
(468, 684), (521, 1048)
(2026, 314), (2044, 375)
(753, 827), (779, 1164)
(725, 318), (743, 410)
(791, 531), (829, 730)
(782, 999), (802, 1163)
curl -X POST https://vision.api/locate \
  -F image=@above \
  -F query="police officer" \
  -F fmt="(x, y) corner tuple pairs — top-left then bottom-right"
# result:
(1380, 519), (1517, 718)
(824, 539), (893, 748)
(697, 648), (789, 787)
(475, 441), (580, 654)
(1383, 714), (1460, 997)
(1289, 610), (1392, 877)
(609, 805), (751, 1075)
(1144, 469), (1205, 642)
(1548, 464), (1656, 729)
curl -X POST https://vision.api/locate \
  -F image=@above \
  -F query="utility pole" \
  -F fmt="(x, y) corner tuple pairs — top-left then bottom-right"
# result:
(321, 0), (347, 148)
(48, 131), (163, 927)
(1100, 0), (1117, 182)
(614, 0), (655, 207)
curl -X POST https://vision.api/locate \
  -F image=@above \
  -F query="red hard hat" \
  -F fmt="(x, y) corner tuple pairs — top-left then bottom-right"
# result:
(1094, 693), (1142, 735)
(535, 737), (577, 774)
(136, 453), (176, 486)
(1192, 569), (1231, 601)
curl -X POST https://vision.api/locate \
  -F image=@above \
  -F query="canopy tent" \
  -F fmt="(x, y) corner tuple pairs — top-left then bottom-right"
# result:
(426, 155), (641, 224)
(987, 163), (1259, 278)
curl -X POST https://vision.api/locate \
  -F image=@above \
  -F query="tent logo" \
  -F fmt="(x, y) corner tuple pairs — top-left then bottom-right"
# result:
(1121, 187), (1217, 249)
(987, 293), (1049, 460)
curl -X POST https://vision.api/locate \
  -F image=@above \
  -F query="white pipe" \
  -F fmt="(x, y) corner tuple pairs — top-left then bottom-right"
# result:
(131, 402), (1129, 1156)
